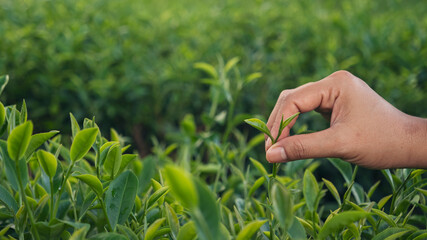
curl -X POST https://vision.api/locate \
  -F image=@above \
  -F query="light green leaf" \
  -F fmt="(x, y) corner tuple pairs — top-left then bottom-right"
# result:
(303, 169), (319, 212)
(372, 227), (411, 240)
(250, 157), (268, 179)
(163, 165), (198, 208)
(20, 100), (27, 123)
(147, 186), (169, 207)
(69, 224), (90, 240)
(194, 62), (217, 78)
(0, 75), (9, 96)
(118, 154), (137, 174)
(70, 127), (98, 162)
(105, 170), (138, 230)
(37, 150), (57, 179)
(322, 178), (341, 205)
(236, 220), (267, 240)
(110, 128), (120, 142)
(318, 211), (370, 240)
(0, 140), (28, 191)
(104, 144), (122, 178)
(276, 112), (300, 142)
(378, 194), (393, 210)
(0, 185), (19, 213)
(24, 130), (59, 159)
(244, 118), (273, 140)
(248, 177), (265, 197)
(145, 218), (166, 240)
(75, 174), (103, 197)
(166, 202), (180, 238)
(224, 57), (240, 73)
(272, 182), (293, 232)
(0, 102), (5, 128)
(177, 221), (196, 240)
(69, 113), (80, 139)
(7, 121), (33, 161)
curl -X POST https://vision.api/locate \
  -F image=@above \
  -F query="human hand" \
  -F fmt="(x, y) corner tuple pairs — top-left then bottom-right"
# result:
(265, 71), (427, 169)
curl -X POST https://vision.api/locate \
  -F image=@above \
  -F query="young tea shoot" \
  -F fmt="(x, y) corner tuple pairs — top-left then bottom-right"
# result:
(244, 112), (300, 177)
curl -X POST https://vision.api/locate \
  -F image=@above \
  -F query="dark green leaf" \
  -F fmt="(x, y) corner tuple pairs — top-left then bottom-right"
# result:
(272, 182), (293, 232)
(372, 227), (411, 240)
(88, 232), (127, 240)
(117, 224), (138, 240)
(105, 170), (138, 230)
(104, 144), (122, 178)
(0, 185), (18, 213)
(303, 169), (319, 212)
(328, 158), (352, 183)
(287, 216), (307, 240)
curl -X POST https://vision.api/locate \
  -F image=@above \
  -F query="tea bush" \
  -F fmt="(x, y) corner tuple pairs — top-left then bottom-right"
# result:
(1, 0), (427, 152)
(1, 70), (426, 240)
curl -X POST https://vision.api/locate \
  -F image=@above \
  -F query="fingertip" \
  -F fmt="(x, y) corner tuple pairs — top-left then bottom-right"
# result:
(265, 138), (272, 151)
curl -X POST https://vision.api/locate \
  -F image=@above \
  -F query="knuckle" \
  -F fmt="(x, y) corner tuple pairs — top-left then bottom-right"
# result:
(279, 89), (291, 100)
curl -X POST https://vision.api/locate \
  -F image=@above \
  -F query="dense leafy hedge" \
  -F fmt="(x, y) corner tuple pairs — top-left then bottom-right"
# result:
(1, 0), (427, 152)
(1, 71), (427, 239)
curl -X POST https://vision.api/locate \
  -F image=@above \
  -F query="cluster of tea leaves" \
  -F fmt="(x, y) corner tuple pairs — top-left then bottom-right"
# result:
(1, 61), (427, 240)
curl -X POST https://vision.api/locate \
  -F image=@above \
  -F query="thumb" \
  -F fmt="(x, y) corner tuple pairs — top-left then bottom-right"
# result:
(266, 128), (341, 163)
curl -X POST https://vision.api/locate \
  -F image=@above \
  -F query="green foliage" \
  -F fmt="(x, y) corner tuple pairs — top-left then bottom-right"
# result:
(1, 38), (427, 240)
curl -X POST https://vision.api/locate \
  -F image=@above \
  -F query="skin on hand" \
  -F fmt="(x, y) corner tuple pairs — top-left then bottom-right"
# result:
(265, 70), (427, 169)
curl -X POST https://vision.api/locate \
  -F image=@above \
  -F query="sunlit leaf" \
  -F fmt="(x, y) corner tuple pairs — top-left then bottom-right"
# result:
(236, 220), (267, 240)
(244, 118), (273, 140)
(75, 174), (103, 197)
(70, 127), (98, 162)
(7, 121), (33, 161)
(318, 211), (370, 240)
(37, 150), (57, 179)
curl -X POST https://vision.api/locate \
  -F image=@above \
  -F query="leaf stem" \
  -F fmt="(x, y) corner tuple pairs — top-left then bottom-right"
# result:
(51, 161), (75, 223)
(16, 160), (40, 240)
(100, 197), (113, 231)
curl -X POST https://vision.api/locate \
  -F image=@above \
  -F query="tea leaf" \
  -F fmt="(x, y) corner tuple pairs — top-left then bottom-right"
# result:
(0, 140), (28, 191)
(7, 121), (33, 161)
(378, 194), (393, 210)
(193, 179), (222, 240)
(322, 178), (341, 205)
(287, 216), (307, 240)
(0, 75), (9, 96)
(70, 127), (98, 162)
(250, 157), (268, 180)
(165, 202), (180, 238)
(372, 227), (411, 240)
(25, 130), (59, 159)
(118, 154), (137, 174)
(328, 158), (352, 183)
(272, 182), (293, 232)
(276, 112), (300, 141)
(69, 113), (80, 139)
(177, 221), (197, 240)
(318, 211), (370, 240)
(371, 208), (397, 227)
(37, 150), (57, 179)
(104, 144), (122, 178)
(163, 165), (198, 208)
(147, 186), (169, 207)
(88, 232), (127, 240)
(0, 102), (5, 128)
(75, 174), (103, 197)
(224, 57), (240, 73)
(145, 218), (166, 240)
(34, 221), (66, 240)
(303, 169), (319, 212)
(105, 170), (139, 230)
(194, 62), (218, 78)
(236, 219), (267, 240)
(20, 100), (27, 123)
(244, 118), (273, 140)
(0, 185), (19, 213)
(116, 225), (138, 240)
(248, 176), (265, 197)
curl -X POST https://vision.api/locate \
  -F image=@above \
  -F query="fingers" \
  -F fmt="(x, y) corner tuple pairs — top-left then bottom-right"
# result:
(266, 127), (341, 162)
(265, 77), (340, 150)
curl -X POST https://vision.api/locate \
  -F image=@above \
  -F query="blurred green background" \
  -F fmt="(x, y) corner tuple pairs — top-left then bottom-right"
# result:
(1, 0), (426, 154)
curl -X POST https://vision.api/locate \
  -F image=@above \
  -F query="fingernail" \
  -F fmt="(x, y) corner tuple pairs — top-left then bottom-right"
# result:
(267, 146), (287, 163)
(265, 138), (272, 150)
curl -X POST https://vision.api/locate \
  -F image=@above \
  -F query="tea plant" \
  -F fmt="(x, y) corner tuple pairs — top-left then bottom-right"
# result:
(1, 64), (427, 240)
